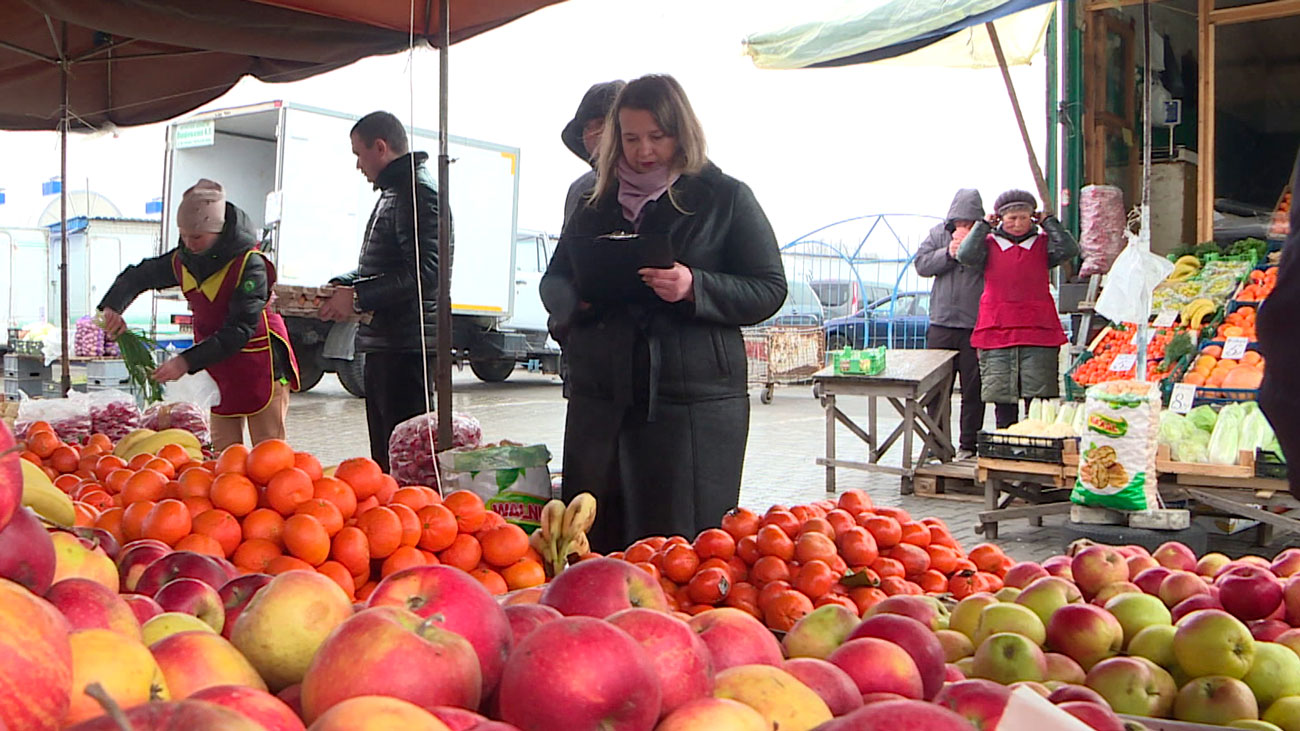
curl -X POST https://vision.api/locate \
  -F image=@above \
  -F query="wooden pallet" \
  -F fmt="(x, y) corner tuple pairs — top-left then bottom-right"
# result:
(1155, 445), (1255, 479)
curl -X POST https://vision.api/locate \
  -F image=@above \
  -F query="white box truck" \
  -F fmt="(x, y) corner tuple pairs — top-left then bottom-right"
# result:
(161, 101), (558, 394)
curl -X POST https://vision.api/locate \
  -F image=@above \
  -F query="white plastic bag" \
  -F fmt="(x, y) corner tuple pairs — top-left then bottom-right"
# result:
(141, 372), (221, 445)
(162, 371), (221, 411)
(1094, 232), (1175, 326)
(15, 392), (91, 444)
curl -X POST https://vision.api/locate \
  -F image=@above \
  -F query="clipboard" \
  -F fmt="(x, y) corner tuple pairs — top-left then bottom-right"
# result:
(565, 231), (675, 303)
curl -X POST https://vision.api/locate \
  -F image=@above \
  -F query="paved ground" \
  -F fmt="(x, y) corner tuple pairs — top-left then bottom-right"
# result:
(285, 370), (1288, 563)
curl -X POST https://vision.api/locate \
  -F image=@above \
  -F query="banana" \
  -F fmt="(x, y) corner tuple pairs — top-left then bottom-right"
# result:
(121, 428), (204, 461)
(564, 531), (590, 562)
(539, 499), (567, 575)
(151, 428), (202, 452)
(113, 428), (156, 458)
(561, 493), (597, 539)
(20, 459), (74, 527)
(1175, 255), (1202, 269)
(1182, 298), (1217, 330)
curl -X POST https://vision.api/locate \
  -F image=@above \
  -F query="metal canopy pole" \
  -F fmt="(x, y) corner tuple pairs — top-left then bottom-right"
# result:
(986, 21), (1054, 214)
(59, 21), (71, 396)
(436, 0), (453, 450)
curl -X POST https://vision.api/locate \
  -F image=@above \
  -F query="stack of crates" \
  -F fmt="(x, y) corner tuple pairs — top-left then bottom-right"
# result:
(86, 359), (138, 398)
(3, 353), (49, 401)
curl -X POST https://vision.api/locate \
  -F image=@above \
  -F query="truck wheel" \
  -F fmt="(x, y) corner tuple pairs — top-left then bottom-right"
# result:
(295, 347), (325, 392)
(332, 354), (366, 398)
(470, 359), (514, 383)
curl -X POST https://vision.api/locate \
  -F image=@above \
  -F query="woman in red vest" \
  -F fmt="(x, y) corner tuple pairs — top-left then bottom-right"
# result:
(957, 190), (1079, 429)
(98, 179), (300, 449)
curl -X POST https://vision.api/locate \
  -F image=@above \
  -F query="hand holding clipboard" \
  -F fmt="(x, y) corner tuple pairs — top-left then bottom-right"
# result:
(565, 231), (679, 304)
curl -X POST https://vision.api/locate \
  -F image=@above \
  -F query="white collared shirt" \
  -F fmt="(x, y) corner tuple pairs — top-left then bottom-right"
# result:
(993, 234), (1037, 252)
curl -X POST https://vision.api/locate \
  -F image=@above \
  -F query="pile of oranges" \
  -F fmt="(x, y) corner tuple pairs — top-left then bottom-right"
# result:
(1181, 343), (1265, 392)
(1211, 305), (1259, 341)
(608, 489), (1013, 632)
(20, 423), (547, 601)
(1234, 267), (1277, 303)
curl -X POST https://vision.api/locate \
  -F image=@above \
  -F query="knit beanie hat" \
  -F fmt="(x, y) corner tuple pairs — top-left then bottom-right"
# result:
(994, 189), (1037, 215)
(177, 179), (226, 234)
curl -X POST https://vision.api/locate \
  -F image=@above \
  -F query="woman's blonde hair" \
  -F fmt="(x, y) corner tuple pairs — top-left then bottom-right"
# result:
(589, 74), (708, 207)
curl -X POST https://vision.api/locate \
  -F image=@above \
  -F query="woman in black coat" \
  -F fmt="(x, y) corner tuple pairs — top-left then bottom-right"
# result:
(541, 74), (787, 553)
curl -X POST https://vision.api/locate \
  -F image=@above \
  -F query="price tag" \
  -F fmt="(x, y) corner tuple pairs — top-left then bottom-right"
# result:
(1152, 310), (1179, 328)
(1109, 353), (1138, 372)
(1223, 337), (1250, 360)
(1169, 383), (1198, 414)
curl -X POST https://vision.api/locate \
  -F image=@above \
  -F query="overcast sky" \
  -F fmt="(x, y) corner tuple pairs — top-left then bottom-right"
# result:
(0, 0), (1048, 249)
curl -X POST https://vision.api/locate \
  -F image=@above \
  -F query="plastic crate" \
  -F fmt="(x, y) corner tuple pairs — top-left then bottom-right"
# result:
(1256, 449), (1288, 479)
(3, 354), (49, 380)
(977, 432), (1077, 464)
(3, 378), (43, 400)
(1191, 341), (1262, 405)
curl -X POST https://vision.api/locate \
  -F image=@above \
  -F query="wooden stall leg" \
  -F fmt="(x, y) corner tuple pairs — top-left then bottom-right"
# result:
(983, 475), (1001, 539)
(900, 398), (916, 495)
(825, 393), (837, 495)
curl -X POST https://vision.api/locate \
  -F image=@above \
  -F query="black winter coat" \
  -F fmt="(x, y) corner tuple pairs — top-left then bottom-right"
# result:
(332, 152), (447, 353)
(541, 163), (786, 406)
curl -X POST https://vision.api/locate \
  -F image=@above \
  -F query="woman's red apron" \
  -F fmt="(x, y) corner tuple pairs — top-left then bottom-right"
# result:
(172, 251), (300, 416)
(970, 232), (1067, 350)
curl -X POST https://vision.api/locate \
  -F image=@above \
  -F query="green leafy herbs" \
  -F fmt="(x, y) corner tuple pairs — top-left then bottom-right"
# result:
(1161, 332), (1195, 370)
(1228, 237), (1269, 263)
(1194, 241), (1222, 259)
(94, 314), (164, 404)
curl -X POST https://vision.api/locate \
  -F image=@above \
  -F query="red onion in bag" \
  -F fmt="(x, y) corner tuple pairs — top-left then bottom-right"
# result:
(89, 389), (141, 443)
(141, 402), (211, 445)
(1079, 185), (1127, 276)
(388, 412), (482, 486)
(74, 317), (105, 357)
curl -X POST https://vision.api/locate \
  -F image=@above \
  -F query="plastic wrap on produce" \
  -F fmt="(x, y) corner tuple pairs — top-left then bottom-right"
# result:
(1071, 381), (1161, 511)
(89, 389), (140, 443)
(74, 316), (105, 357)
(1078, 185), (1127, 276)
(438, 443), (552, 531)
(141, 402), (211, 445)
(15, 392), (91, 444)
(388, 411), (483, 487)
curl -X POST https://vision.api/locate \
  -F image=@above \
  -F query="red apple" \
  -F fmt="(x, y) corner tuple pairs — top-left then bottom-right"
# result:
(62, 699), (264, 730)
(1058, 701), (1125, 731)
(0, 577), (73, 730)
(218, 574), (272, 640)
(1159, 571), (1210, 608)
(828, 638), (923, 699)
(429, 706), (490, 730)
(814, 699), (975, 730)
(1047, 684), (1109, 706)
(688, 607), (783, 670)
(1090, 582), (1141, 607)
(1071, 546), (1129, 599)
(1118, 545), (1151, 558)
(122, 593), (164, 625)
(151, 630), (268, 698)
(1125, 554), (1158, 579)
(932, 679), (1009, 730)
(0, 421), (20, 533)
(1045, 653), (1088, 684)
(608, 607), (713, 717)
(0, 507), (55, 593)
(155, 577), (226, 633)
(300, 606), (481, 722)
(1046, 604), (1122, 671)
(1152, 542), (1197, 572)
(1133, 566), (1173, 596)
(135, 551), (229, 596)
(539, 557), (669, 618)
(1003, 562), (1049, 589)
(860, 692), (910, 705)
(784, 657), (863, 717)
(1042, 555), (1074, 581)
(277, 684), (303, 718)
(1171, 593), (1224, 623)
(1196, 552), (1231, 577)
(73, 527), (121, 561)
(848, 613), (946, 700)
(1218, 565), (1283, 621)
(45, 577), (142, 639)
(498, 616), (660, 731)
(945, 663), (966, 682)
(1272, 549), (1300, 578)
(116, 539), (172, 593)
(865, 595), (950, 631)
(504, 603), (562, 646)
(367, 564), (513, 696)
(189, 685), (307, 731)
(1250, 619), (1291, 642)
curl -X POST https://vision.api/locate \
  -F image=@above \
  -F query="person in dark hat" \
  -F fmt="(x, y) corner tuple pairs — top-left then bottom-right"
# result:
(958, 189), (1079, 428)
(561, 80), (626, 227)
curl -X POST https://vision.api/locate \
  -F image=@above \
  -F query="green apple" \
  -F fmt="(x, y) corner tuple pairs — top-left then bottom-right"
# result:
(781, 604), (859, 660)
(1134, 657), (1177, 717)
(950, 593), (998, 640)
(1262, 696), (1300, 731)
(974, 603), (1046, 647)
(954, 656), (976, 677)
(1174, 609), (1256, 680)
(1015, 577), (1083, 627)
(1229, 721), (1283, 731)
(972, 632), (1047, 684)
(1084, 656), (1160, 715)
(995, 587), (1022, 602)
(1128, 624), (1178, 670)
(935, 630), (975, 663)
(1242, 642), (1300, 709)
(1174, 676), (1259, 726)
(1105, 593), (1172, 648)
(142, 612), (217, 646)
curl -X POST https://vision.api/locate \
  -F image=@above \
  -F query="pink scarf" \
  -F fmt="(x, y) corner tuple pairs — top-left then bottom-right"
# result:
(616, 158), (677, 230)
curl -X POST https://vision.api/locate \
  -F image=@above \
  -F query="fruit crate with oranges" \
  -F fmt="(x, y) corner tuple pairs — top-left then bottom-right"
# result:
(1064, 325), (1188, 403)
(1181, 341), (1264, 405)
(1228, 266), (1277, 309)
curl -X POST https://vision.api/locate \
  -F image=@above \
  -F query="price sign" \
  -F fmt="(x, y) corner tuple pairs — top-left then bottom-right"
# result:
(1152, 310), (1179, 328)
(1169, 383), (1198, 414)
(1109, 353), (1138, 372)
(1223, 337), (1250, 360)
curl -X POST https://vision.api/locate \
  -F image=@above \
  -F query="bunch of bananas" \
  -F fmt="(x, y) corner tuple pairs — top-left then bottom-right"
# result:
(1180, 298), (1217, 329)
(113, 428), (204, 462)
(1168, 255), (1202, 282)
(530, 492), (597, 578)
(20, 458), (74, 527)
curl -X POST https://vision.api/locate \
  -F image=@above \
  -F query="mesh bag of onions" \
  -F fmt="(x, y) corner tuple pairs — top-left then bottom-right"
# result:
(388, 411), (483, 486)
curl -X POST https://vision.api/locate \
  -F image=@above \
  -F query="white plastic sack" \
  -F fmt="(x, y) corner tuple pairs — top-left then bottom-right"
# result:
(163, 371), (221, 411)
(1094, 232), (1175, 326)
(15, 392), (91, 444)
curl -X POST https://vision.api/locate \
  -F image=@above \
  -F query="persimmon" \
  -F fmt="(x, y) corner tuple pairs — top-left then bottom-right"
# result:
(836, 488), (874, 515)
(755, 524), (795, 561)
(356, 506), (402, 559)
(141, 499), (192, 547)
(764, 590), (814, 631)
(687, 567), (731, 605)
(662, 544), (701, 584)
(191, 509), (242, 557)
(761, 509), (801, 539)
(442, 490), (487, 534)
(416, 504), (458, 552)
(793, 560), (835, 598)
(861, 515), (902, 549)
(693, 528), (736, 562)
(246, 439), (295, 485)
(794, 532), (837, 565)
(836, 526), (879, 568)
(720, 507), (761, 540)
(480, 524), (529, 568)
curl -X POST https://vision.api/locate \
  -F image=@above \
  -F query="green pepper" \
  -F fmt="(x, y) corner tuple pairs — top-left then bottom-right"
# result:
(1088, 412), (1129, 437)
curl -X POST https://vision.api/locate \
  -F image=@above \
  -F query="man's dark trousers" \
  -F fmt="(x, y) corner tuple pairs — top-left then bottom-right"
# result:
(363, 352), (436, 471)
(925, 325), (985, 452)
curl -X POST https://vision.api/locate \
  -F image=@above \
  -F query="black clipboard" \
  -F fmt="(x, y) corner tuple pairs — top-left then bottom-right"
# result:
(565, 231), (675, 303)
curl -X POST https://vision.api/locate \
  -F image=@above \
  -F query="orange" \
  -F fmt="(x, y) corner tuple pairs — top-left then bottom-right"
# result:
(266, 467), (314, 516)
(156, 443), (192, 470)
(861, 515), (902, 549)
(93, 455), (128, 482)
(121, 501), (156, 542)
(390, 486), (436, 512)
(295, 499), (344, 537)
(381, 545), (427, 577)
(473, 512), (508, 539)
(292, 452), (324, 481)
(210, 473), (259, 517)
(180, 496), (214, 518)
(78, 490), (113, 512)
(334, 457), (385, 499)
(480, 524), (529, 568)
(469, 567), (508, 596)
(501, 558), (546, 591)
(93, 507), (126, 545)
(1183, 372), (1207, 386)
(266, 555), (316, 575)
(375, 474), (399, 505)
(388, 503), (422, 547)
(793, 560), (835, 598)
(143, 458), (176, 480)
(50, 446), (79, 474)
(694, 529), (737, 562)
(121, 469), (168, 504)
(141, 499), (192, 547)
(1242, 350), (1263, 366)
(331, 526), (372, 577)
(283, 513), (330, 566)
(22, 420), (54, 437)
(438, 534), (483, 571)
(312, 477), (358, 520)
(416, 504), (458, 552)
(26, 431), (60, 459)
(191, 509), (242, 557)
(246, 439), (295, 485)
(720, 507), (761, 540)
(174, 533), (224, 558)
(764, 590), (815, 631)
(215, 444), (250, 475)
(54, 474), (81, 494)
(317, 560), (357, 598)
(356, 506), (403, 559)
(442, 490), (487, 533)
(177, 468), (214, 499)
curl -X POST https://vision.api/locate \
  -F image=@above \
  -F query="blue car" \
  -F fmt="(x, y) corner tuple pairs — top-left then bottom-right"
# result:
(824, 292), (932, 350)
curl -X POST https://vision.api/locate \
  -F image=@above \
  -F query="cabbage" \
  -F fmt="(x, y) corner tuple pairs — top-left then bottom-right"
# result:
(1057, 403), (1076, 426)
(1073, 403), (1088, 436)
(1208, 404), (1245, 465)
(1187, 405), (1218, 433)
(1028, 400), (1043, 422)
(1160, 412), (1211, 463)
(1238, 403), (1276, 453)
(1042, 400), (1058, 425)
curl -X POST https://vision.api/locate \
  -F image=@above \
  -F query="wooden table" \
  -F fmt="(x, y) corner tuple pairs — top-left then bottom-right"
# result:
(812, 350), (956, 494)
(976, 460), (1077, 539)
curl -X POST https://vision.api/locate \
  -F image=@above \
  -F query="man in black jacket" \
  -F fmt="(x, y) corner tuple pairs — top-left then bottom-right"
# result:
(320, 111), (446, 470)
